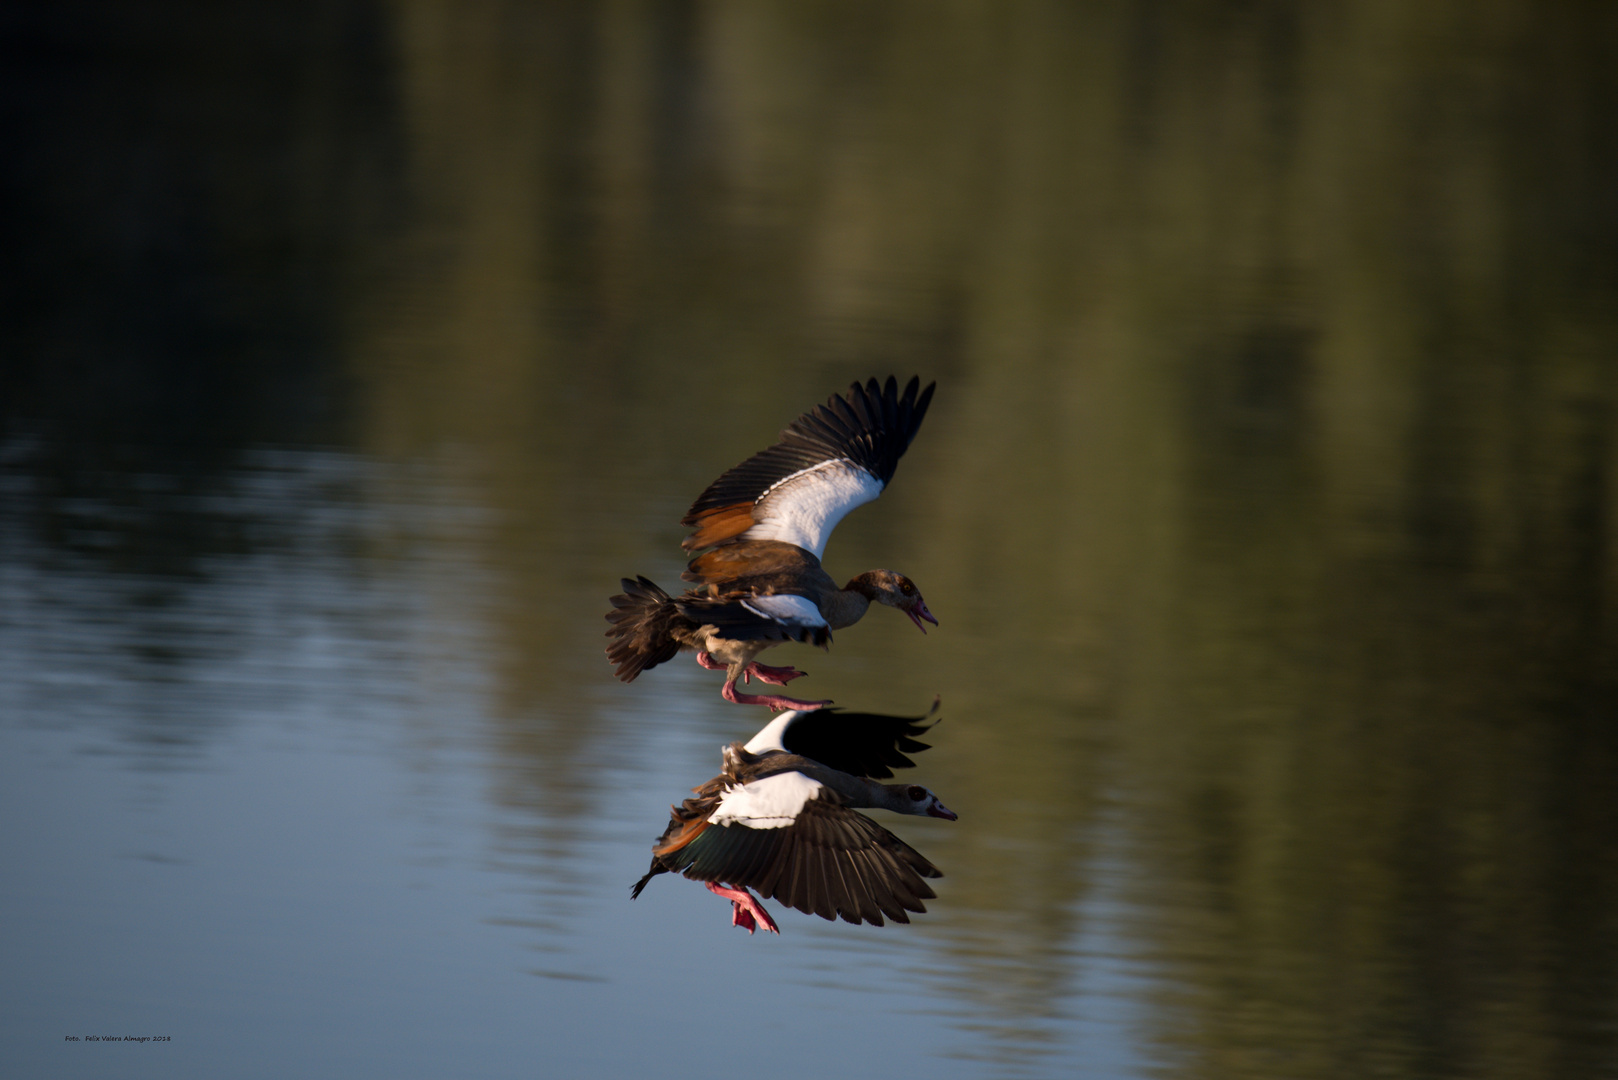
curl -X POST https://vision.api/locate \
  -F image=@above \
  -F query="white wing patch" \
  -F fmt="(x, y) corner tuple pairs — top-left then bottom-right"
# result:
(742, 710), (807, 755)
(743, 460), (884, 560)
(710, 771), (824, 829)
(741, 594), (828, 629)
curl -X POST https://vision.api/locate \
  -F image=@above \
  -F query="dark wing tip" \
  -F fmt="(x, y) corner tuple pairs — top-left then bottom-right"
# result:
(774, 802), (943, 926)
(839, 375), (935, 486)
(777, 699), (943, 778)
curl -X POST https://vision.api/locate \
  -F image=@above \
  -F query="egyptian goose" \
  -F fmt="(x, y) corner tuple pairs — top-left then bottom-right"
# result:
(605, 375), (937, 710)
(630, 700), (956, 934)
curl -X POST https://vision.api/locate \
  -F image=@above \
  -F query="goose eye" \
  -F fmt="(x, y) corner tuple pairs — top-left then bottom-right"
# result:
(908, 786), (926, 801)
(900, 581), (915, 596)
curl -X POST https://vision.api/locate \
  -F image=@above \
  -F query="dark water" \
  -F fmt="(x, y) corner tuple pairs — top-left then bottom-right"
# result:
(4, 4), (1616, 1078)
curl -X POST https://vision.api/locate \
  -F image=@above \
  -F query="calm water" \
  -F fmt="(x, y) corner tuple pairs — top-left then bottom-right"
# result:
(4, 4), (1616, 1078)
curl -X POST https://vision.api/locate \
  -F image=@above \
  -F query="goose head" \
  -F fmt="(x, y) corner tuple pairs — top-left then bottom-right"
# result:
(849, 570), (938, 634)
(881, 782), (957, 820)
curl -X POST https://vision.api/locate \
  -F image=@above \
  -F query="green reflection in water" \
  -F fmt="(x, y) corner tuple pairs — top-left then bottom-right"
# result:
(343, 4), (1617, 1075)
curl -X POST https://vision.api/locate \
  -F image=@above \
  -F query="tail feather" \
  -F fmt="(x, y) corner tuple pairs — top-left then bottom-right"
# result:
(630, 862), (663, 900)
(605, 576), (684, 682)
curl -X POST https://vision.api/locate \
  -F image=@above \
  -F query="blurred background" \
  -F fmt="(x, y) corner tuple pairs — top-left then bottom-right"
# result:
(3, 2), (1615, 1078)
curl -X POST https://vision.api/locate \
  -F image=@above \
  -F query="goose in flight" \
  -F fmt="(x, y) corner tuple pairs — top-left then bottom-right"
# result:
(606, 376), (937, 710)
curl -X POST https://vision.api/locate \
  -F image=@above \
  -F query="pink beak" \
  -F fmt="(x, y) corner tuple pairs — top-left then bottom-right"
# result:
(927, 799), (957, 821)
(906, 599), (938, 634)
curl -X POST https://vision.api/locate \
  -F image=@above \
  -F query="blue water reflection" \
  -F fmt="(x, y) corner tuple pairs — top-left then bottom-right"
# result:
(0, 447), (1150, 1078)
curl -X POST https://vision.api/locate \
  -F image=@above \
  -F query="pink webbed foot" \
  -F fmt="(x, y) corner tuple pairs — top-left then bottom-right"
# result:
(705, 882), (780, 935)
(721, 680), (830, 712)
(697, 653), (807, 686)
(741, 661), (807, 686)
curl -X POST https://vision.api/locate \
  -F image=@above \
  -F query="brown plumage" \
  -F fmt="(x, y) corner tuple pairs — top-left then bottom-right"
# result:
(682, 502), (756, 551)
(605, 377), (939, 710)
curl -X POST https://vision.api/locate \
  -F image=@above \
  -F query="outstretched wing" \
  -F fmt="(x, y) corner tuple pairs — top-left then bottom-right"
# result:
(659, 780), (942, 927)
(743, 699), (940, 779)
(682, 376), (936, 559)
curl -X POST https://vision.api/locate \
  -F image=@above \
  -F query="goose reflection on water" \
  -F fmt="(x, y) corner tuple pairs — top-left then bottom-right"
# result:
(632, 701), (955, 935)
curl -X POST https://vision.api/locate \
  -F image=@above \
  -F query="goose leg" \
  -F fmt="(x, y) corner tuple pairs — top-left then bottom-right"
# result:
(705, 882), (780, 935)
(697, 651), (805, 686)
(721, 678), (829, 712)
